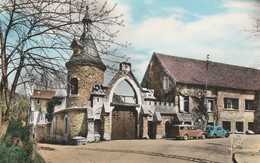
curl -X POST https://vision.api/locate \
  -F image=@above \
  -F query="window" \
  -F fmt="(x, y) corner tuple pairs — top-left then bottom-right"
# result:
(70, 78), (78, 95)
(184, 96), (189, 112)
(222, 121), (231, 131)
(163, 77), (170, 90)
(245, 100), (254, 110)
(179, 96), (189, 113)
(224, 98), (239, 109)
(236, 122), (243, 132)
(207, 99), (215, 112)
(248, 122), (254, 131)
(57, 100), (62, 105)
(64, 116), (68, 134)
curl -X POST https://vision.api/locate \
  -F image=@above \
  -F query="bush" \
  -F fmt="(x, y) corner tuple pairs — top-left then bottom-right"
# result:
(0, 119), (32, 163)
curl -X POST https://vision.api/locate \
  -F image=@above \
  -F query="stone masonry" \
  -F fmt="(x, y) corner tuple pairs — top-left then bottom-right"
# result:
(67, 65), (104, 108)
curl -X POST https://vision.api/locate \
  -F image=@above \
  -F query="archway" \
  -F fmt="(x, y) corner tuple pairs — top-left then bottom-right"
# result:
(103, 63), (143, 140)
(111, 80), (138, 140)
(165, 121), (172, 138)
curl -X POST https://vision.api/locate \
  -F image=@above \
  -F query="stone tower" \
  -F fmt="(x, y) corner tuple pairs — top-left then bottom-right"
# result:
(66, 8), (106, 108)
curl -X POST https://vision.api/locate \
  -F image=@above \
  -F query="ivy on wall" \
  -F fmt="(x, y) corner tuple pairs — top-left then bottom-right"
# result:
(46, 97), (62, 121)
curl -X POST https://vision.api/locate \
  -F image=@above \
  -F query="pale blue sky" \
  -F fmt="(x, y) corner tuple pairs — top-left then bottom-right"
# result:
(105, 0), (260, 84)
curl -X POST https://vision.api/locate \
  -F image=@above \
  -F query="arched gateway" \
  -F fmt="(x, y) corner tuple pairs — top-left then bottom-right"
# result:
(104, 63), (142, 140)
(89, 62), (179, 141)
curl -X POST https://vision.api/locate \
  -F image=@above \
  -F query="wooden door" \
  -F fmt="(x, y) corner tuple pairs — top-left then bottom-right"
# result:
(112, 107), (137, 140)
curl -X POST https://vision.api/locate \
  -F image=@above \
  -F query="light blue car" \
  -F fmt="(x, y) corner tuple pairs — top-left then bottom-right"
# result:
(206, 126), (229, 138)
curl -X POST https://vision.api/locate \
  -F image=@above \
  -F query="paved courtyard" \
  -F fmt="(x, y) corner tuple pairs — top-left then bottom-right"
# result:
(38, 134), (260, 163)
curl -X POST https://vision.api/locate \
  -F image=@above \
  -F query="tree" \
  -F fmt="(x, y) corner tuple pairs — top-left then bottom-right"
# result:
(193, 95), (209, 130)
(251, 2), (260, 37)
(0, 0), (128, 139)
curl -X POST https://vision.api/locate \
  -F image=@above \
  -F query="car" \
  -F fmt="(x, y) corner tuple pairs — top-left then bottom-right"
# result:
(245, 130), (255, 135)
(206, 126), (229, 138)
(172, 125), (206, 140)
(234, 130), (245, 134)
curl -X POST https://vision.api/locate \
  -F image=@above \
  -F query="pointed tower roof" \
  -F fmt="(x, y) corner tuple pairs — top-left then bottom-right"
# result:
(66, 6), (106, 71)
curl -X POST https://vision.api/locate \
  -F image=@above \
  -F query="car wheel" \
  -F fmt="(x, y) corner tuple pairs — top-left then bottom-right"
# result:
(225, 133), (229, 138)
(201, 134), (206, 140)
(183, 134), (189, 141)
(212, 134), (217, 138)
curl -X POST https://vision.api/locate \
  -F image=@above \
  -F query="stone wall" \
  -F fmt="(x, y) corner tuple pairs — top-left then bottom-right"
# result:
(217, 90), (255, 132)
(34, 99), (48, 111)
(103, 114), (111, 140)
(67, 65), (104, 108)
(142, 116), (149, 139)
(254, 92), (260, 133)
(141, 54), (175, 101)
(68, 109), (88, 140)
(156, 115), (174, 138)
(35, 124), (50, 143)
(56, 113), (65, 135)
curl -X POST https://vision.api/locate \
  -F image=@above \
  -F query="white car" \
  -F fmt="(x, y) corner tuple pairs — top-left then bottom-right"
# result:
(245, 130), (255, 135)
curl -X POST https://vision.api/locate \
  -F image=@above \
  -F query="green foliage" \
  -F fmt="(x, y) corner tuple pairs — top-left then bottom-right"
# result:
(0, 119), (32, 163)
(197, 95), (208, 119)
(193, 95), (209, 130)
(47, 97), (62, 121)
(11, 97), (29, 122)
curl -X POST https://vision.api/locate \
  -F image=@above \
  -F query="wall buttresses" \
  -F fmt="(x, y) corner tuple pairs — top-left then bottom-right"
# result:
(103, 113), (111, 140)
(142, 116), (149, 139)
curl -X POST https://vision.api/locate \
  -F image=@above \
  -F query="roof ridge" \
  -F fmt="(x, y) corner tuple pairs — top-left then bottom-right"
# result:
(153, 52), (260, 91)
(154, 52), (260, 71)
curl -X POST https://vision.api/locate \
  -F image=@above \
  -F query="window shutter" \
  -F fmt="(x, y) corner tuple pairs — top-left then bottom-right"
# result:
(179, 96), (184, 112)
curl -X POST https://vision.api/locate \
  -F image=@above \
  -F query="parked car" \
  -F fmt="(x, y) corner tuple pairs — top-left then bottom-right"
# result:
(245, 130), (255, 135)
(234, 130), (245, 134)
(206, 126), (229, 138)
(172, 125), (206, 140)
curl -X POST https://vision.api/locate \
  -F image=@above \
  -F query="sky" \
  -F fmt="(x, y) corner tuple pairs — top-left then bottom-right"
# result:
(105, 0), (260, 84)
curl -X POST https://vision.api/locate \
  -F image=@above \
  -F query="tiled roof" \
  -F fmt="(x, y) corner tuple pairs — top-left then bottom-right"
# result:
(32, 89), (56, 99)
(66, 33), (106, 70)
(155, 52), (260, 91)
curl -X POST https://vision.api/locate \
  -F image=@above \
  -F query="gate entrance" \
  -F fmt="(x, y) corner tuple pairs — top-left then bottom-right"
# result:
(111, 106), (137, 140)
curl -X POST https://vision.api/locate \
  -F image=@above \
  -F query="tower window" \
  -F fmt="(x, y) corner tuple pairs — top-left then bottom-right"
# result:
(70, 78), (78, 95)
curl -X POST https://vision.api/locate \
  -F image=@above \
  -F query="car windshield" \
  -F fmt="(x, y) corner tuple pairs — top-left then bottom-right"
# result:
(206, 127), (213, 130)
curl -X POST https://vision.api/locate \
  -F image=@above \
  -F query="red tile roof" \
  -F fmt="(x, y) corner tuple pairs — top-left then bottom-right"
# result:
(155, 52), (260, 91)
(32, 89), (56, 99)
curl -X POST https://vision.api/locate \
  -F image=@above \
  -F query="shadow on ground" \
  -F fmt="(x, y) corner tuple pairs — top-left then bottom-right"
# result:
(78, 147), (220, 163)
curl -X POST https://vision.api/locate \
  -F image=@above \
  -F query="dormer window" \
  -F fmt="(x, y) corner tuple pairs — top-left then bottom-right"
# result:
(70, 78), (78, 95)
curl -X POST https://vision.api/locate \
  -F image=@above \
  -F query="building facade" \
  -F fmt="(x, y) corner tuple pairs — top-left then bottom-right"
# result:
(141, 52), (260, 133)
(49, 12), (179, 144)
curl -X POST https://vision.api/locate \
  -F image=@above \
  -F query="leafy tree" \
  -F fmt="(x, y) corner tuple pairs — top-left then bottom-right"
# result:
(46, 97), (62, 122)
(0, 0), (128, 139)
(193, 95), (209, 130)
